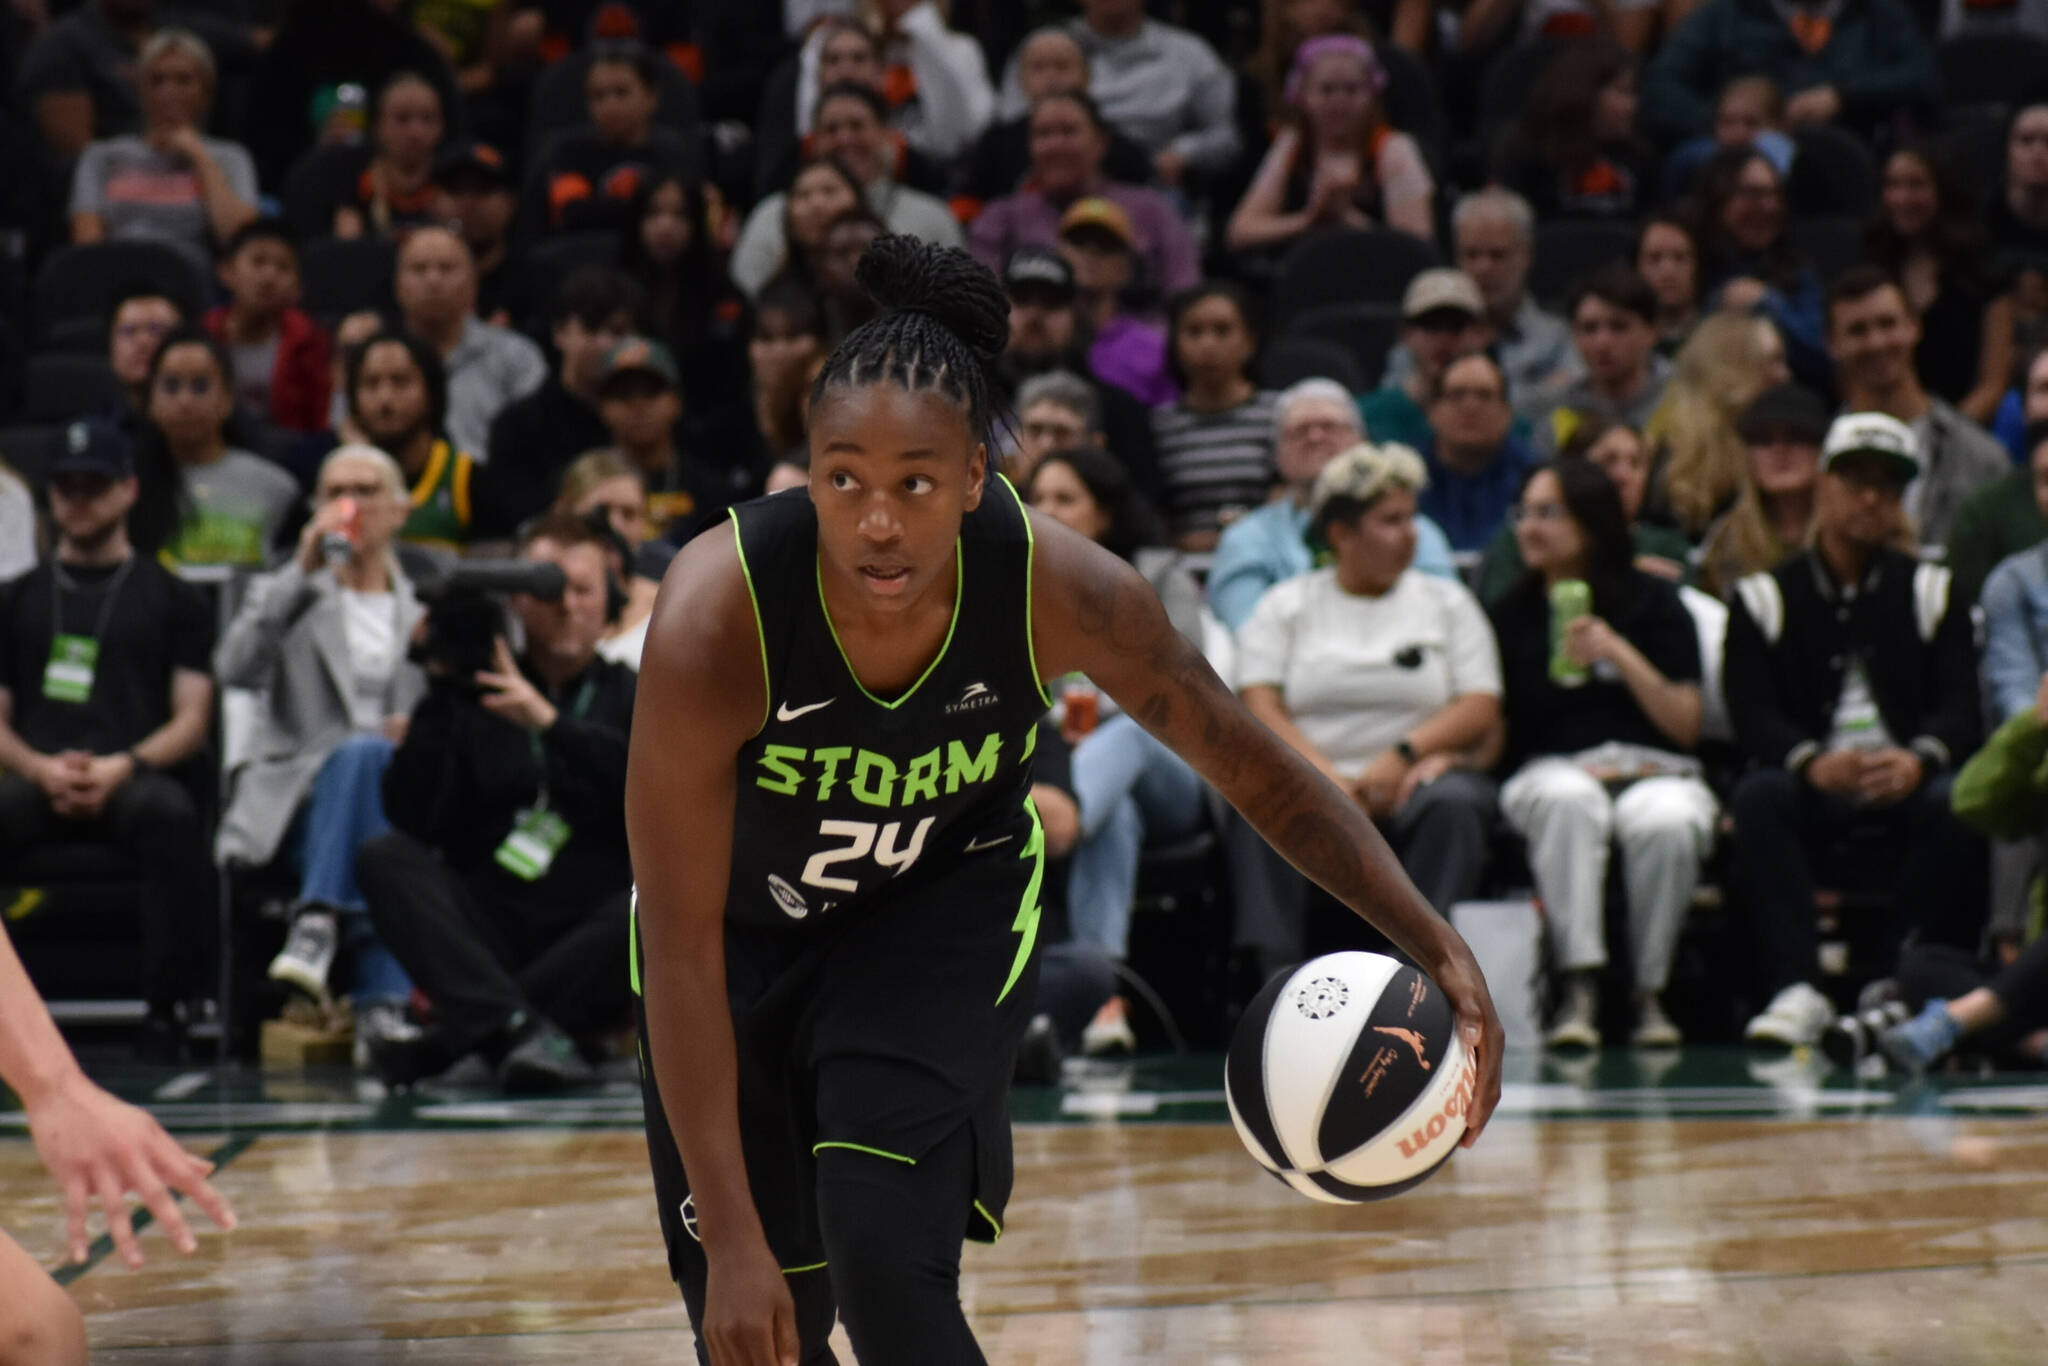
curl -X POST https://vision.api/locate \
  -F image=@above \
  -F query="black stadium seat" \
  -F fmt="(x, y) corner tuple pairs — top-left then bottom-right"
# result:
(1271, 227), (1442, 326)
(1937, 33), (2048, 113)
(1789, 215), (1867, 285)
(1284, 303), (1405, 391)
(22, 353), (126, 424)
(1260, 334), (1368, 394)
(298, 235), (398, 327)
(1528, 219), (1639, 312)
(0, 422), (67, 496)
(32, 241), (209, 352)
(1787, 123), (1878, 220)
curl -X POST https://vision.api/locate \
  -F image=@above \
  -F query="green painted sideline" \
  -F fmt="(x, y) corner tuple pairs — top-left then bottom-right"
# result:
(51, 1133), (257, 1285)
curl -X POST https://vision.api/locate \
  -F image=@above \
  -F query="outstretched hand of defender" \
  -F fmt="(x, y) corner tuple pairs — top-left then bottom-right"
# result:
(1429, 946), (1504, 1149)
(703, 1237), (800, 1366)
(28, 1073), (236, 1268)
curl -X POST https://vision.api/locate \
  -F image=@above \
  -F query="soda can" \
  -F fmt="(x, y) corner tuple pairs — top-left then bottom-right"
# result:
(1549, 578), (1592, 687)
(1064, 680), (1099, 738)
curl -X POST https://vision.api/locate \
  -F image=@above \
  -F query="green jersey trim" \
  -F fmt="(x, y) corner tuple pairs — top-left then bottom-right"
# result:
(628, 892), (641, 997)
(729, 511), (773, 737)
(781, 1260), (829, 1275)
(994, 795), (1046, 1007)
(813, 1140), (917, 1165)
(998, 474), (1055, 710)
(973, 1199), (1002, 1241)
(813, 541), (964, 711)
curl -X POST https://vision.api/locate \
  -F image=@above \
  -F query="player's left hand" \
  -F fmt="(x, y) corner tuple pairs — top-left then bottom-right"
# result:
(1428, 943), (1503, 1149)
(27, 1073), (236, 1267)
(476, 638), (560, 733)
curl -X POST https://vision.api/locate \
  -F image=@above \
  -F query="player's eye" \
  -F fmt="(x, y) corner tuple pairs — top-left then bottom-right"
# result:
(829, 470), (858, 492)
(904, 475), (934, 494)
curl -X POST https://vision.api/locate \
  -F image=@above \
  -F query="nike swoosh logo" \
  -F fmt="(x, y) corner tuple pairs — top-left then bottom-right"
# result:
(775, 699), (834, 722)
(964, 834), (1013, 853)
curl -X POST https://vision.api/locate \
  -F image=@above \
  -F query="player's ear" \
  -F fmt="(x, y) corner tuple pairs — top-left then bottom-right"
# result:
(963, 442), (987, 511)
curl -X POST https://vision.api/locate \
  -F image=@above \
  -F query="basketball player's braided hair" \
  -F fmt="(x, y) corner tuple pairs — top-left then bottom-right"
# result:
(810, 234), (1012, 444)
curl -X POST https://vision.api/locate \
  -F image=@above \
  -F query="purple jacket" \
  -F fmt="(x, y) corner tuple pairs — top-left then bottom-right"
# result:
(1088, 316), (1178, 410)
(968, 181), (1200, 295)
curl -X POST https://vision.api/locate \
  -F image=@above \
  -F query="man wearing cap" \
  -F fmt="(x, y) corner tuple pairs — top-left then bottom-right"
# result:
(1359, 267), (1491, 454)
(0, 420), (217, 1059)
(997, 246), (1161, 496)
(434, 140), (519, 325)
(596, 335), (750, 545)
(1058, 199), (1176, 409)
(1827, 265), (2006, 549)
(1726, 411), (1986, 1050)
(474, 267), (644, 538)
(1696, 382), (1840, 599)
(1211, 378), (1458, 633)
(966, 89), (1198, 296)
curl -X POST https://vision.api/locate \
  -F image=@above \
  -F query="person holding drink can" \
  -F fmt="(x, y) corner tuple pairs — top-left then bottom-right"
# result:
(1025, 447), (1207, 1053)
(1489, 460), (1718, 1049)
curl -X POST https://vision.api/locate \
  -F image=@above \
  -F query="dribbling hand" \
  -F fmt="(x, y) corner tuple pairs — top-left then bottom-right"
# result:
(704, 1237), (800, 1366)
(1429, 948), (1504, 1150)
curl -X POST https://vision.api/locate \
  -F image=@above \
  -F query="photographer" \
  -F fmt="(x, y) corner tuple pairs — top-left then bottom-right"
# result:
(356, 513), (636, 1091)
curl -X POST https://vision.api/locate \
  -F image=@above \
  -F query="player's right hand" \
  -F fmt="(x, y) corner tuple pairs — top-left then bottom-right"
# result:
(703, 1237), (799, 1366)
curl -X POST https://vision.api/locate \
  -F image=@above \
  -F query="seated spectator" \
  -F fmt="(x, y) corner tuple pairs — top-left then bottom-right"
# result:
(1214, 378), (1458, 633)
(107, 286), (185, 421)
(1696, 382), (1833, 599)
(69, 29), (257, 271)
(345, 327), (474, 552)
(754, 15), (958, 200)
(147, 330), (297, 568)
(474, 268), (643, 539)
(1953, 409), (2048, 609)
(732, 84), (962, 298)
(954, 27), (1152, 212)
(1637, 214), (1703, 358)
(740, 156), (866, 309)
(1651, 311), (1791, 537)
(747, 277), (828, 468)
(0, 420), (215, 1059)
(434, 140), (518, 326)
(281, 72), (445, 242)
(519, 39), (699, 243)
(1992, 343), (2048, 462)
(1226, 34), (1434, 252)
(1461, 0), (1662, 49)
(1490, 459), (1714, 1048)
(204, 219), (332, 436)
(997, 0), (1239, 190)
(1863, 143), (2010, 427)
(1827, 266), (2008, 549)
(1980, 429), (2048, 725)
(0, 456), (33, 582)
(1239, 441), (1504, 929)
(1024, 445), (1205, 1048)
(593, 335), (751, 546)
(359, 513), (637, 1091)
(1534, 265), (1672, 454)
(395, 226), (548, 461)
(1480, 419), (1690, 601)
(1062, 198), (1177, 410)
(215, 446), (424, 1041)
(1688, 147), (1827, 384)
(1989, 103), (2048, 349)
(1727, 412), (1985, 1049)
(620, 171), (751, 457)
(1492, 38), (1652, 223)
(1419, 351), (1537, 553)
(1011, 370), (1105, 487)
(971, 91), (1199, 296)
(1661, 74), (1795, 203)
(1150, 282), (1278, 551)
(15, 0), (155, 162)
(1360, 267), (1491, 453)
(1941, 0), (2048, 36)
(1641, 0), (1938, 147)
(554, 449), (664, 667)
(996, 245), (1162, 479)
(1383, 189), (1581, 414)
(790, 7), (994, 174)
(815, 206), (888, 343)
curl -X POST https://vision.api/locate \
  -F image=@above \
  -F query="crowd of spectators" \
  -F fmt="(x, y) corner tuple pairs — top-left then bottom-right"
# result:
(8, 0), (2048, 1078)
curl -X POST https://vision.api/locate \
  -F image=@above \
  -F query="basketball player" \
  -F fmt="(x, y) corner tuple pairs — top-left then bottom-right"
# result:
(0, 927), (236, 1365)
(626, 236), (1505, 1366)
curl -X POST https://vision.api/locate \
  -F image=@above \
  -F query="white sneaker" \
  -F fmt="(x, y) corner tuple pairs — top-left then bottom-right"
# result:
(351, 1001), (423, 1072)
(1632, 993), (1682, 1048)
(269, 910), (338, 1004)
(1744, 982), (1834, 1048)
(1545, 976), (1600, 1049)
(1081, 996), (1136, 1056)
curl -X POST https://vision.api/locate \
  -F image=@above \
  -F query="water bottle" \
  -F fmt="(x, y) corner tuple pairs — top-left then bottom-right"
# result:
(1549, 578), (1592, 687)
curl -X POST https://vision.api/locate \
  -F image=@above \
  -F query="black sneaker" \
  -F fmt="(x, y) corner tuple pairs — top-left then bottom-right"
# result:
(365, 1027), (457, 1089)
(498, 1018), (599, 1094)
(1820, 1000), (1911, 1071)
(1013, 1013), (1063, 1086)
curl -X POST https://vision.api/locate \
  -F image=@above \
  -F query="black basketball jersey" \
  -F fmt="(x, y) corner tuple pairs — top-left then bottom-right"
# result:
(723, 476), (1052, 931)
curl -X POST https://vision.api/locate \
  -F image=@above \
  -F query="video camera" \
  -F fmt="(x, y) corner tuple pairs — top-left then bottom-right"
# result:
(410, 559), (566, 683)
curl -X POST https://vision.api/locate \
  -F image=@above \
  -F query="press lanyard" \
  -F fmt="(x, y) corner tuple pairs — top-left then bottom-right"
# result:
(42, 556), (136, 703)
(50, 554), (137, 643)
(496, 670), (601, 882)
(525, 671), (601, 812)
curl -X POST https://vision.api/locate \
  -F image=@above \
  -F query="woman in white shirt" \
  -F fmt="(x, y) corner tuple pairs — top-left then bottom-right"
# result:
(1237, 441), (1505, 931)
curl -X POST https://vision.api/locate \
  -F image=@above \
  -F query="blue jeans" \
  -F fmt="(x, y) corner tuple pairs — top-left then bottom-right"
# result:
(1066, 715), (1208, 957)
(293, 733), (411, 1004)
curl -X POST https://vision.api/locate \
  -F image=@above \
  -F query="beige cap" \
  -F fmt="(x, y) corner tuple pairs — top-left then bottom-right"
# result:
(1401, 268), (1484, 321)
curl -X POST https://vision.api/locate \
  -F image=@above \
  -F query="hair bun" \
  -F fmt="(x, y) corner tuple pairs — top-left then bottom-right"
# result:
(855, 234), (1011, 361)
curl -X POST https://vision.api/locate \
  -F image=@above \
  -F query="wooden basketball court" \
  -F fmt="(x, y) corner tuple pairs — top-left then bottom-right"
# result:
(4, 1050), (2046, 1363)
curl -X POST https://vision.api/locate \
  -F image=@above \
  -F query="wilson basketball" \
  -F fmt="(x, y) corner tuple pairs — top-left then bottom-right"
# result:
(1226, 951), (1476, 1204)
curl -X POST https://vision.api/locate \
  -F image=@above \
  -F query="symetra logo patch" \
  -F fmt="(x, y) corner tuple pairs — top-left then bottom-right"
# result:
(945, 681), (999, 714)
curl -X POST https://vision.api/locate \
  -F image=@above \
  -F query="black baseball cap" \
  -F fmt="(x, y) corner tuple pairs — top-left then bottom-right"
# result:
(434, 139), (512, 191)
(1737, 383), (1831, 447)
(1003, 247), (1075, 302)
(50, 418), (134, 481)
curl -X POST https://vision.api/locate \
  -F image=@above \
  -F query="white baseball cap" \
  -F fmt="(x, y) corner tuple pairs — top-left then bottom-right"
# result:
(1820, 411), (1920, 484)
